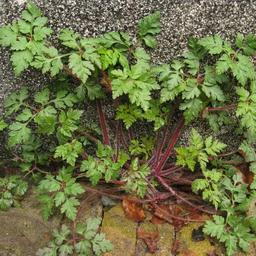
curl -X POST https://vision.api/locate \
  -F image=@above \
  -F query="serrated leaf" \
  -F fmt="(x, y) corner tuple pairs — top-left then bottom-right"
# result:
(92, 233), (113, 256)
(54, 90), (78, 109)
(54, 192), (65, 207)
(198, 35), (224, 54)
(59, 29), (79, 49)
(54, 140), (83, 166)
(138, 11), (161, 37)
(201, 84), (225, 101)
(34, 88), (50, 105)
(69, 53), (94, 83)
(18, 20), (32, 34)
(143, 35), (157, 48)
(11, 37), (28, 50)
(38, 175), (61, 192)
(203, 215), (226, 240)
(26, 2), (42, 19)
(33, 27), (52, 41)
(0, 25), (18, 47)
(100, 31), (131, 49)
(216, 54), (232, 75)
(180, 98), (204, 123)
(10, 50), (33, 75)
(59, 109), (82, 137)
(184, 51), (200, 75)
(34, 106), (57, 135)
(0, 119), (8, 131)
(16, 108), (33, 122)
(4, 88), (29, 115)
(33, 17), (48, 27)
(8, 122), (31, 146)
(231, 54), (255, 85)
(182, 79), (201, 99)
(32, 47), (63, 76)
(64, 181), (85, 196)
(116, 104), (143, 129)
(37, 194), (54, 220)
(60, 197), (79, 220)
(225, 236), (238, 256)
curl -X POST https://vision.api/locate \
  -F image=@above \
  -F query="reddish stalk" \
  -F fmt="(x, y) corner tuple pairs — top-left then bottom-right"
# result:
(119, 125), (129, 150)
(161, 166), (184, 175)
(161, 176), (193, 185)
(152, 203), (206, 223)
(155, 118), (185, 175)
(208, 150), (238, 161)
(157, 175), (216, 215)
(96, 100), (111, 146)
(113, 122), (121, 162)
(203, 104), (236, 113)
(82, 184), (170, 203)
(78, 131), (99, 144)
(147, 155), (156, 166)
(152, 125), (169, 168)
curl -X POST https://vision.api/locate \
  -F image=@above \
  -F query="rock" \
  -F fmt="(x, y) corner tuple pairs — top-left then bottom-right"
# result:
(177, 222), (215, 256)
(136, 221), (159, 256)
(0, 188), (60, 256)
(101, 195), (118, 207)
(1, 0), (256, 115)
(135, 221), (174, 256)
(76, 191), (103, 223)
(101, 204), (137, 256)
(151, 223), (174, 256)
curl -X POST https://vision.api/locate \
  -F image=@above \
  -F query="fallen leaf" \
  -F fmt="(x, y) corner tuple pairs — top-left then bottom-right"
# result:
(122, 197), (145, 221)
(137, 226), (159, 253)
(236, 164), (254, 184)
(152, 204), (186, 230)
(151, 215), (166, 225)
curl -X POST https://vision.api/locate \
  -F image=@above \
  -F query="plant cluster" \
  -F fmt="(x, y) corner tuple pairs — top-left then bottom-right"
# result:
(36, 218), (112, 256)
(0, 175), (28, 210)
(1, 2), (256, 255)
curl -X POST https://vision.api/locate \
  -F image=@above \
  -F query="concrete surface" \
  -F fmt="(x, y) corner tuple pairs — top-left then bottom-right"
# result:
(1, 0), (256, 110)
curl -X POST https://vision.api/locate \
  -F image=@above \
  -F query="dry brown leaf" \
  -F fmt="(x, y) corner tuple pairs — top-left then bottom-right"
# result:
(122, 197), (145, 221)
(137, 227), (159, 253)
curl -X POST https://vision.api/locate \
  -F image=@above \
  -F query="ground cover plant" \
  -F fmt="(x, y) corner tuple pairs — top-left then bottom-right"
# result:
(1, 2), (256, 255)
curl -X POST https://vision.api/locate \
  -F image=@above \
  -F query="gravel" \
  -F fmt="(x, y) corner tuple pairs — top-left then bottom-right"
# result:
(0, 0), (255, 148)
(1, 0), (256, 106)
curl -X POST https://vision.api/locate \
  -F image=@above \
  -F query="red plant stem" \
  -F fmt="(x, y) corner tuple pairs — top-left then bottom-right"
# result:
(147, 155), (156, 166)
(205, 104), (236, 112)
(222, 160), (244, 166)
(82, 184), (170, 203)
(96, 100), (110, 146)
(208, 150), (238, 161)
(120, 125), (129, 150)
(161, 165), (184, 174)
(155, 118), (185, 175)
(78, 131), (99, 144)
(127, 129), (132, 141)
(157, 175), (216, 215)
(152, 125), (169, 168)
(113, 122), (121, 162)
(152, 203), (205, 223)
(162, 176), (193, 185)
(162, 162), (176, 170)
(82, 151), (89, 160)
